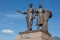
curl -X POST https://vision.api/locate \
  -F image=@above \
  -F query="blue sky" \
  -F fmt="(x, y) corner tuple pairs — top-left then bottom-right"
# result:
(0, 0), (60, 40)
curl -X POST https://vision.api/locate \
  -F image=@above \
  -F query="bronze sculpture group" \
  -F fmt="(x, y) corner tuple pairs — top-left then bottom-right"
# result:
(17, 4), (52, 32)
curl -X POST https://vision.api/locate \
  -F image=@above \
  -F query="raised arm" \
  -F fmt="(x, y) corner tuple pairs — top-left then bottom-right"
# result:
(17, 10), (28, 14)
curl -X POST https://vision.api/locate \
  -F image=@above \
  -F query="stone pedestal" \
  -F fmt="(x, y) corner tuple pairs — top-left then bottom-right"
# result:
(16, 30), (53, 40)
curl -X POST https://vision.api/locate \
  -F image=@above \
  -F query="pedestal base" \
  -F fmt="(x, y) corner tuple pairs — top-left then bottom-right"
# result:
(16, 30), (53, 40)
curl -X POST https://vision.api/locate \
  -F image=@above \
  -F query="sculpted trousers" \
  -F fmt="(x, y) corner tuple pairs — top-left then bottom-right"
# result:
(26, 16), (33, 31)
(42, 13), (49, 32)
(43, 21), (48, 32)
(36, 13), (44, 30)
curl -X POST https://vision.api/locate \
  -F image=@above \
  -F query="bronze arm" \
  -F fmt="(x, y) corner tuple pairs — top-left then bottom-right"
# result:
(17, 10), (28, 14)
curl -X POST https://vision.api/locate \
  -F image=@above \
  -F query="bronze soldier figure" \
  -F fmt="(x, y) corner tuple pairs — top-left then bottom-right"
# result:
(42, 10), (52, 32)
(17, 4), (36, 31)
(36, 4), (45, 30)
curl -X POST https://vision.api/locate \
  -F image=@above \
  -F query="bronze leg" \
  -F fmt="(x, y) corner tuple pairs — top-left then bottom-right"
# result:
(42, 21), (48, 32)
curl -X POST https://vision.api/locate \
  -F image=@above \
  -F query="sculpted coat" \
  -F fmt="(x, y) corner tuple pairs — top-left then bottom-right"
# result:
(36, 5), (45, 30)
(26, 8), (36, 31)
(17, 4), (36, 31)
(42, 10), (52, 32)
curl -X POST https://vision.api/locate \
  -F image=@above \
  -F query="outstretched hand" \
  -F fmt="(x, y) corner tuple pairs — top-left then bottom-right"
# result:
(17, 10), (23, 13)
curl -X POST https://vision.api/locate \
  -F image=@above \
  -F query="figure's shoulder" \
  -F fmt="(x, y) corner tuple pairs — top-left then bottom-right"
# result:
(45, 10), (52, 14)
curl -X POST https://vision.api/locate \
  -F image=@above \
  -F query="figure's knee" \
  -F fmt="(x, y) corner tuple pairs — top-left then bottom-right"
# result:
(40, 24), (43, 26)
(29, 28), (32, 31)
(36, 24), (43, 26)
(36, 24), (40, 26)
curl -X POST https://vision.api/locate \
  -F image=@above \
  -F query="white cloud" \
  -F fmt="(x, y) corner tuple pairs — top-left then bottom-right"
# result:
(1, 29), (14, 34)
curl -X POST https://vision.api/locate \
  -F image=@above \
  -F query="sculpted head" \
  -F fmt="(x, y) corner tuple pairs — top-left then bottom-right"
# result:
(45, 10), (52, 18)
(29, 3), (33, 8)
(39, 4), (43, 8)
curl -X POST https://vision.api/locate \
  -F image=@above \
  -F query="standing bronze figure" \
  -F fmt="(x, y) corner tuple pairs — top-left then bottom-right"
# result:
(17, 4), (36, 31)
(36, 4), (45, 30)
(42, 10), (52, 32)
(36, 4), (52, 32)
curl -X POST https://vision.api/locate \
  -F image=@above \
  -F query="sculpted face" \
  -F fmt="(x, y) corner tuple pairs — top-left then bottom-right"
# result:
(39, 4), (43, 8)
(29, 4), (33, 8)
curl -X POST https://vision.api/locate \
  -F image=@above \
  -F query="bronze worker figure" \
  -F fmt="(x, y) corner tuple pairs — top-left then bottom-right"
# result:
(36, 4), (52, 32)
(17, 4), (36, 31)
(42, 10), (52, 32)
(36, 4), (45, 30)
